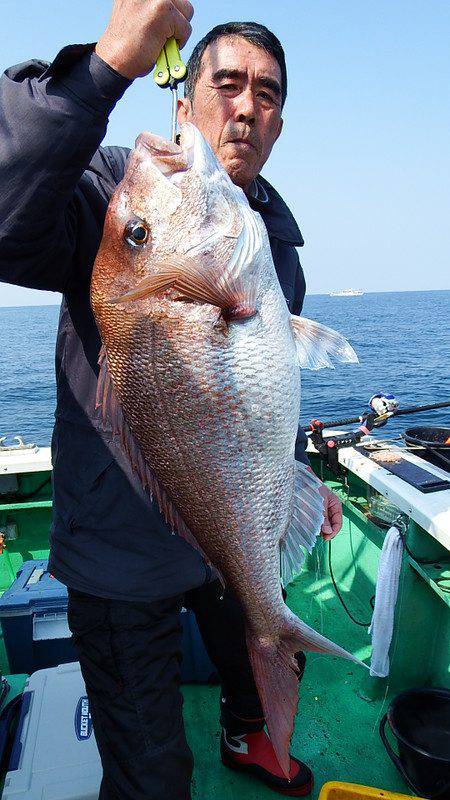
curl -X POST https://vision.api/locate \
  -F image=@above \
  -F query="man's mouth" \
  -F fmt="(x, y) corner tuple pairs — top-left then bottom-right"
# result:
(227, 138), (257, 152)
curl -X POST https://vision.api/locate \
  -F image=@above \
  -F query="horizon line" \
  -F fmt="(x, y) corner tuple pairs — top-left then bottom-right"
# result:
(1, 286), (449, 310)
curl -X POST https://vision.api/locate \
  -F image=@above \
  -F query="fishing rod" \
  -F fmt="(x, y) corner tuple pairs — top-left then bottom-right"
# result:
(303, 395), (450, 476)
(303, 398), (450, 432)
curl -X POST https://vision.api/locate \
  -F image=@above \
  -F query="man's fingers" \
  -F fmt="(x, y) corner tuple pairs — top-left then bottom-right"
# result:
(316, 480), (343, 540)
(172, 0), (194, 22)
(169, 0), (193, 48)
(320, 510), (333, 538)
(329, 499), (343, 534)
(97, 0), (195, 79)
(171, 10), (192, 49)
(320, 491), (343, 540)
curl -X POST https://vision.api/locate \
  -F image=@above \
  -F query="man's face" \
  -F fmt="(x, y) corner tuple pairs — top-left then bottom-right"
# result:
(178, 36), (284, 191)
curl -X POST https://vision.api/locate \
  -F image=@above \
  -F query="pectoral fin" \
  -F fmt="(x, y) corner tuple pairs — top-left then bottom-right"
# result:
(110, 257), (256, 320)
(110, 203), (262, 319)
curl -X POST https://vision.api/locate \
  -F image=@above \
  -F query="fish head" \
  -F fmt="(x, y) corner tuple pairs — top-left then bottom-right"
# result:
(91, 123), (264, 325)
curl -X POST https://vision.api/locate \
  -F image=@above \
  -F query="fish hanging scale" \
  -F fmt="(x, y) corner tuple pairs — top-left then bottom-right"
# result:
(153, 38), (187, 142)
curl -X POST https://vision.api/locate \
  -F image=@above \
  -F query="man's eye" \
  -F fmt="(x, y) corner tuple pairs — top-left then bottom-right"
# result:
(258, 91), (276, 104)
(124, 219), (149, 248)
(218, 83), (238, 91)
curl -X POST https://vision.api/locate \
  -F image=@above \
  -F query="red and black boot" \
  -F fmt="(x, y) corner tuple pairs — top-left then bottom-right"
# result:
(220, 704), (313, 797)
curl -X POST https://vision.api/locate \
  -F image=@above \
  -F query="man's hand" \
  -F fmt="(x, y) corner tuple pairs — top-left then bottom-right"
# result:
(318, 483), (343, 540)
(96, 0), (194, 80)
(306, 467), (342, 540)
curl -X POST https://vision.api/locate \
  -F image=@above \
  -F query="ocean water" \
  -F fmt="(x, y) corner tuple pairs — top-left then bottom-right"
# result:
(0, 290), (449, 448)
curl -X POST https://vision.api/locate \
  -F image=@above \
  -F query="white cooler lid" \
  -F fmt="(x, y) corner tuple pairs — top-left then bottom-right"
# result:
(2, 662), (101, 800)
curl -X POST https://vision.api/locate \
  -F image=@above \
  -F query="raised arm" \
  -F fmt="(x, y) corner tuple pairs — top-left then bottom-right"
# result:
(0, 0), (193, 293)
(0, 47), (131, 293)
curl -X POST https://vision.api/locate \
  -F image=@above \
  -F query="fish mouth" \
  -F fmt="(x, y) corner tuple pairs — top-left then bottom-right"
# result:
(135, 124), (228, 187)
(136, 132), (182, 158)
(135, 126), (196, 179)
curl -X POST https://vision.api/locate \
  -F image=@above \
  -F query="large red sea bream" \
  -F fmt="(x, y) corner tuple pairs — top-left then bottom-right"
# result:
(91, 123), (362, 776)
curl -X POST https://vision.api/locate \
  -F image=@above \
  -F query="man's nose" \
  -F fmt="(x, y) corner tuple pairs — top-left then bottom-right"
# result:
(234, 88), (256, 125)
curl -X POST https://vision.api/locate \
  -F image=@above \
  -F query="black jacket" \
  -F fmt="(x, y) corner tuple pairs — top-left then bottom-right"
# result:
(0, 44), (309, 601)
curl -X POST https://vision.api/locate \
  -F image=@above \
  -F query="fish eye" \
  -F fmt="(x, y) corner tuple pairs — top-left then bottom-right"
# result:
(124, 219), (149, 247)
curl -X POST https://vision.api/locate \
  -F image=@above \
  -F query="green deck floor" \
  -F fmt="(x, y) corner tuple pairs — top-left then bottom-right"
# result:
(1, 466), (448, 798)
(183, 572), (409, 799)
(182, 490), (449, 798)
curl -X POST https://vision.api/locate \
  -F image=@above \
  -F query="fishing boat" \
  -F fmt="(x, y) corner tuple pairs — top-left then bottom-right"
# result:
(329, 289), (364, 297)
(0, 403), (449, 799)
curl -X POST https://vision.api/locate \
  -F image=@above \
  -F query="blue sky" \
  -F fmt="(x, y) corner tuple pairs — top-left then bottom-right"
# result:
(1, 0), (449, 305)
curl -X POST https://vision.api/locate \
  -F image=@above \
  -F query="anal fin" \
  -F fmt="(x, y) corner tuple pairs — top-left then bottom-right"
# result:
(96, 347), (212, 566)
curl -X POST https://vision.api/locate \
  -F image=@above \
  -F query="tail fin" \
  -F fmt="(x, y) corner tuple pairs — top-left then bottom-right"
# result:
(246, 612), (365, 779)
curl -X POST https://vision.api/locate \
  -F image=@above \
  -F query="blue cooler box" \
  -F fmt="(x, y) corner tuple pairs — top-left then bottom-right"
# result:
(0, 560), (75, 674)
(0, 560), (216, 682)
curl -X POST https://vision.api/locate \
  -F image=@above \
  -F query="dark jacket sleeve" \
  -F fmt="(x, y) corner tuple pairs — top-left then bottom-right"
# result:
(295, 426), (310, 466)
(291, 248), (310, 465)
(291, 249), (306, 316)
(0, 44), (131, 293)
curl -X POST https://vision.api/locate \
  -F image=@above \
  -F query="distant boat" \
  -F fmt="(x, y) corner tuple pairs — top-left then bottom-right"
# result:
(329, 288), (364, 297)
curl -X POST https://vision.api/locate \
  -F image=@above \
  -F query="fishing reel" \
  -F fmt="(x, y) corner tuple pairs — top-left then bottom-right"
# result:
(368, 393), (398, 425)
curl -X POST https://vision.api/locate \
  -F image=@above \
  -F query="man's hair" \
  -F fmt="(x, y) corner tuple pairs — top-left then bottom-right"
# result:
(184, 21), (287, 108)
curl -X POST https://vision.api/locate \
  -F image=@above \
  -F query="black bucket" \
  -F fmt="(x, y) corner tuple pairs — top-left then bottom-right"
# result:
(403, 426), (450, 471)
(380, 688), (450, 799)
(403, 427), (450, 449)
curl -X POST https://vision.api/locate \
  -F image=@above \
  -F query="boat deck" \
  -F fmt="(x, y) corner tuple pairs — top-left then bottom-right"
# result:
(1, 447), (449, 797)
(184, 544), (408, 798)
(0, 520), (409, 798)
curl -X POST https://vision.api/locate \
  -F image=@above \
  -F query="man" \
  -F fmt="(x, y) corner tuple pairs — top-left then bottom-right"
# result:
(0, 3), (342, 798)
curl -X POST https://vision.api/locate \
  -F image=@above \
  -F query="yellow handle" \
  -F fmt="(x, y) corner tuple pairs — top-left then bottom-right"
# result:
(154, 48), (170, 87)
(153, 38), (187, 87)
(165, 37), (187, 81)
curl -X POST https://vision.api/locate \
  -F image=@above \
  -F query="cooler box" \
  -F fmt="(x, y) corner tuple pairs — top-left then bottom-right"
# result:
(0, 560), (216, 682)
(2, 662), (102, 800)
(0, 561), (75, 674)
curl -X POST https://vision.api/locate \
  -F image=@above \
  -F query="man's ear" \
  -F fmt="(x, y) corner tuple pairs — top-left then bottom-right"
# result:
(177, 97), (193, 125)
(275, 116), (284, 141)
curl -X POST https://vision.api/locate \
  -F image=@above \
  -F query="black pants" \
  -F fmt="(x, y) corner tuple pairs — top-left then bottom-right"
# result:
(67, 580), (305, 800)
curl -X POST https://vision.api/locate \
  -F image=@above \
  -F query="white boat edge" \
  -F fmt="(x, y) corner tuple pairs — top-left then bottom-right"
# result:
(1, 437), (448, 551)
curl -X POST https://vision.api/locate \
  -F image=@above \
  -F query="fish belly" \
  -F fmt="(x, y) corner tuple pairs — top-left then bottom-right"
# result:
(115, 300), (300, 615)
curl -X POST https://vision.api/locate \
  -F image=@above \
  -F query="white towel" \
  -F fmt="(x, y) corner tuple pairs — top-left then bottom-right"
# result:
(369, 525), (404, 678)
